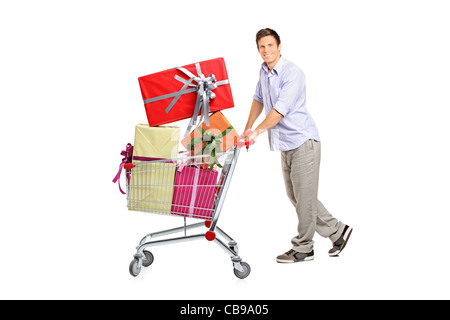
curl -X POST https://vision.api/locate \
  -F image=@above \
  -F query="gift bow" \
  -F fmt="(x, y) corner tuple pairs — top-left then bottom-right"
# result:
(143, 62), (230, 137)
(112, 143), (133, 194)
(203, 131), (223, 171)
(187, 126), (233, 171)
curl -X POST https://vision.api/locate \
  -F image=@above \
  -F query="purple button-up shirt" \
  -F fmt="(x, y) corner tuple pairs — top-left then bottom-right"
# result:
(253, 56), (320, 151)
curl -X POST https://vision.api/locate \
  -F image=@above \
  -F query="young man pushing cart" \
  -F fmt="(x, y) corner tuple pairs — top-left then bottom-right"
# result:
(244, 28), (353, 263)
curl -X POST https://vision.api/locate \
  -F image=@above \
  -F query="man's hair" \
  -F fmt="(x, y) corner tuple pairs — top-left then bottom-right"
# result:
(256, 28), (281, 48)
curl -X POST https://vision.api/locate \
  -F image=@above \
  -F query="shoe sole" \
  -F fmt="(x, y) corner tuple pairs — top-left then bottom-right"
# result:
(329, 227), (353, 257)
(276, 256), (315, 263)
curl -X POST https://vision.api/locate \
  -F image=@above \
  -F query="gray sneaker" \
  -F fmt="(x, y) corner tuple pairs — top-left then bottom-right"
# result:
(276, 249), (314, 263)
(329, 225), (353, 257)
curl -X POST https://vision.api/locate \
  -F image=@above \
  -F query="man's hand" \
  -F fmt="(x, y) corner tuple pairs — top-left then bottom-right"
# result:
(241, 129), (254, 140)
(237, 130), (256, 150)
(246, 129), (259, 141)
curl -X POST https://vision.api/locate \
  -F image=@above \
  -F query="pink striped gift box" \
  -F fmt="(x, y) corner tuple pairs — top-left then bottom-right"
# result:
(171, 166), (218, 220)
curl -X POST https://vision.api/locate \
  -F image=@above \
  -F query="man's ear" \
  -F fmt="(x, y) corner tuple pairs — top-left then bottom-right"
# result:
(278, 43), (282, 51)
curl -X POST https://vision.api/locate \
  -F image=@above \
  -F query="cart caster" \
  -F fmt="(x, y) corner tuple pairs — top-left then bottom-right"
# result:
(129, 259), (141, 277)
(142, 250), (154, 267)
(234, 262), (251, 279)
(229, 242), (238, 254)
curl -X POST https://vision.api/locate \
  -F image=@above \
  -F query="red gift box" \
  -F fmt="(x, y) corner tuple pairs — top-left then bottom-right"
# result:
(138, 58), (234, 130)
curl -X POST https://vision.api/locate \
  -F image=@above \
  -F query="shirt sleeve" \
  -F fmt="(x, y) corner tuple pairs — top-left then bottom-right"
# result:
(273, 70), (305, 116)
(253, 78), (263, 103)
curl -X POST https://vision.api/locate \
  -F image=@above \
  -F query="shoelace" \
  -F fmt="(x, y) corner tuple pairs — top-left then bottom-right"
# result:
(285, 249), (296, 256)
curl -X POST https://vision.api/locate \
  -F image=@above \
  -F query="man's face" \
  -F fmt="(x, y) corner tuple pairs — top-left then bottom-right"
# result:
(257, 35), (281, 68)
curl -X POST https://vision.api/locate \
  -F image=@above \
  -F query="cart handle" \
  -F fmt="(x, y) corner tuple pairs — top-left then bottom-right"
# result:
(236, 139), (255, 148)
(124, 163), (134, 169)
(236, 130), (255, 149)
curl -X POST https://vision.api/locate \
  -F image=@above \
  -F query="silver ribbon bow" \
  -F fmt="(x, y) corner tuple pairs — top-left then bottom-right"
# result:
(143, 62), (229, 137)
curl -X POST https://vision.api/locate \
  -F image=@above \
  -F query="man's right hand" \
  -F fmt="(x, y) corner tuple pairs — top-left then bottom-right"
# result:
(241, 129), (254, 140)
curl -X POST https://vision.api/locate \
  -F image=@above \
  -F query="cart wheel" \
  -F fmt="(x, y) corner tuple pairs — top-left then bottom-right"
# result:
(129, 259), (141, 277)
(142, 250), (154, 267)
(234, 262), (251, 279)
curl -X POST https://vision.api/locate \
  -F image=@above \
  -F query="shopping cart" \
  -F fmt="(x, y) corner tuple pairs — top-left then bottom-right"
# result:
(124, 140), (252, 279)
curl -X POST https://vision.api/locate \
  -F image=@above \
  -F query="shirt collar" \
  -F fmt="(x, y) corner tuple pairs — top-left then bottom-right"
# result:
(262, 56), (285, 75)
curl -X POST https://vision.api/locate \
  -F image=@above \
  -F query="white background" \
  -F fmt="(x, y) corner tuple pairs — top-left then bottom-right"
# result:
(1, 0), (450, 300)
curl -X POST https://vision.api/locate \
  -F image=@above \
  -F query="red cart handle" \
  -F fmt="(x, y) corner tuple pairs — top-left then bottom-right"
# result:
(236, 139), (255, 148)
(236, 130), (255, 148)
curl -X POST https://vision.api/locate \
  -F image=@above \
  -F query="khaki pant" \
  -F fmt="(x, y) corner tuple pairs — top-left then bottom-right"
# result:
(281, 139), (345, 253)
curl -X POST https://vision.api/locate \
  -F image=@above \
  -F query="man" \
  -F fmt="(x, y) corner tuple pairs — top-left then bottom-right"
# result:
(244, 28), (353, 263)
